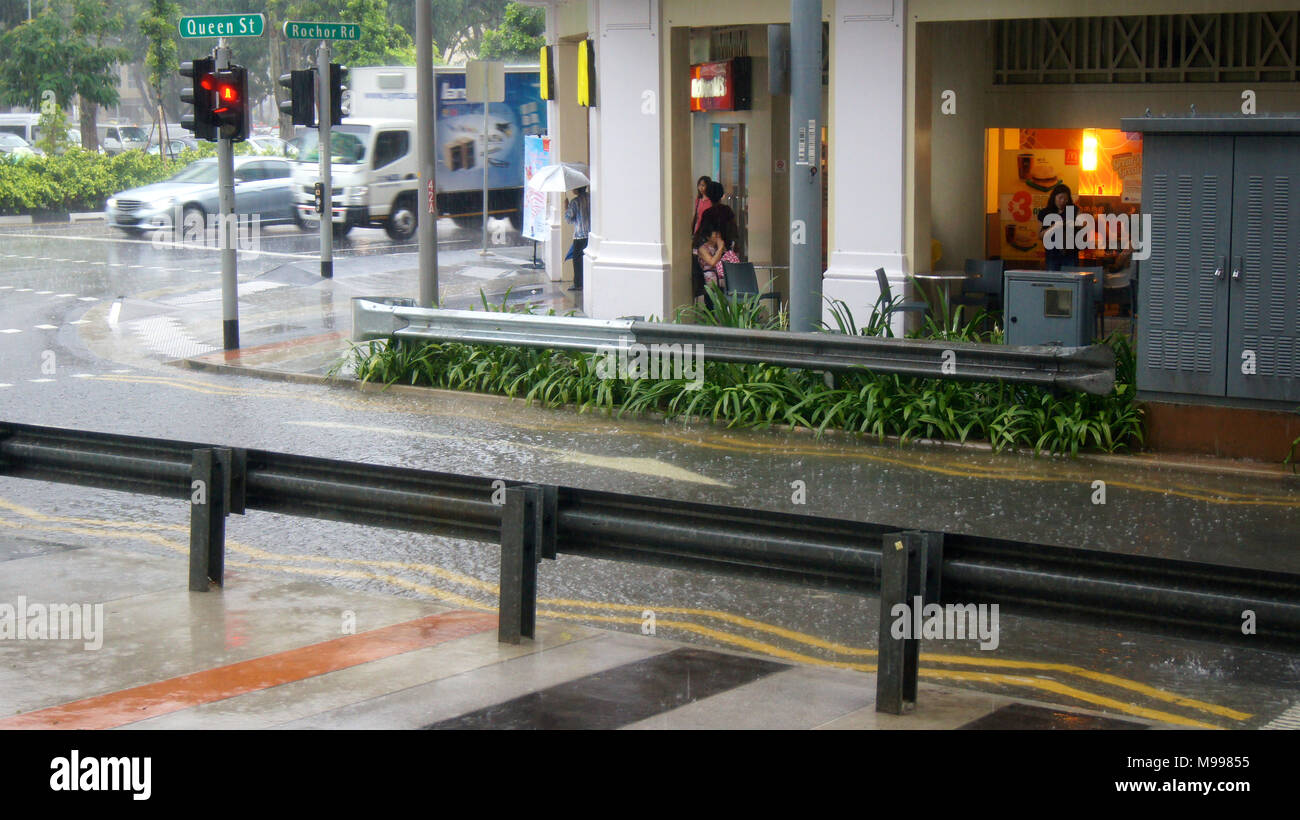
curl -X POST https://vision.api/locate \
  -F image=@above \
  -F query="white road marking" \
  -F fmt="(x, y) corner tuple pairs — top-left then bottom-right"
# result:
(33, 324), (57, 330)
(110, 369), (132, 374)
(28, 378), (54, 383)
(68, 319), (89, 325)
(0, 285), (11, 289)
(35, 290), (52, 294)
(0, 329), (21, 334)
(0, 231), (316, 261)
(15, 288), (32, 292)
(54, 293), (75, 298)
(78, 296), (98, 302)
(1263, 703), (1300, 729)
(0, 384), (11, 388)
(71, 373), (95, 378)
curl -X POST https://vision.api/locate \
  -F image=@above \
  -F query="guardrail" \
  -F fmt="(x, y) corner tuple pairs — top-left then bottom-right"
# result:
(351, 297), (1117, 395)
(3, 420), (1296, 715)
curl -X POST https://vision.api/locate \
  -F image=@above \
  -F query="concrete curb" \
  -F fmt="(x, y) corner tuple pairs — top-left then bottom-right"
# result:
(69, 212), (106, 222)
(0, 215), (33, 225)
(171, 356), (1297, 481)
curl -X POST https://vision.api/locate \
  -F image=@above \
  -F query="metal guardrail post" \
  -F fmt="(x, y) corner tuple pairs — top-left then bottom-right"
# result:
(499, 484), (543, 643)
(877, 531), (926, 714)
(188, 448), (227, 592)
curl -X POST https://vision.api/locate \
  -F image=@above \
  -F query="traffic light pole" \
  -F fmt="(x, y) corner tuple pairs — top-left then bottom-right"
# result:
(317, 41), (333, 278)
(416, 0), (438, 305)
(215, 39), (239, 350)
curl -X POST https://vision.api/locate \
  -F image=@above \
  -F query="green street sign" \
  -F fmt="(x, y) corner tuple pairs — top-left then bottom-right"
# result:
(178, 14), (265, 39)
(282, 21), (360, 41)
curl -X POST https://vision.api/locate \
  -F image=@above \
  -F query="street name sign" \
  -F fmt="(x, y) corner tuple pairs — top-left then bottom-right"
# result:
(282, 21), (361, 41)
(178, 14), (265, 38)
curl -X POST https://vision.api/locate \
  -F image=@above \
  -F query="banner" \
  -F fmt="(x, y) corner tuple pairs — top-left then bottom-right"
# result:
(522, 135), (552, 242)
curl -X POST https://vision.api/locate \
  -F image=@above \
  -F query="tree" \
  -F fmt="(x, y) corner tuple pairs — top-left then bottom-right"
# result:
(140, 0), (179, 157)
(477, 2), (543, 62)
(0, 0), (129, 150)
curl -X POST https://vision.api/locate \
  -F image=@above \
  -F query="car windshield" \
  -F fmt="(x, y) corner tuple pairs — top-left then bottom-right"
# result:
(119, 127), (147, 142)
(169, 161), (217, 184)
(296, 126), (368, 164)
(0, 133), (27, 147)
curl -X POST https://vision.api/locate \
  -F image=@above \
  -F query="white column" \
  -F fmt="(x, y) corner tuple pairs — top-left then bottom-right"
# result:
(823, 0), (908, 332)
(585, 0), (669, 319)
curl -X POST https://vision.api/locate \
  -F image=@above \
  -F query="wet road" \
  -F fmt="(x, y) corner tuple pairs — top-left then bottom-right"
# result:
(1, 219), (1298, 728)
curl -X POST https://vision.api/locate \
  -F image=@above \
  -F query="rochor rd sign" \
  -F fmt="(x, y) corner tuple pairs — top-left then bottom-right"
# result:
(178, 14), (265, 38)
(282, 21), (360, 41)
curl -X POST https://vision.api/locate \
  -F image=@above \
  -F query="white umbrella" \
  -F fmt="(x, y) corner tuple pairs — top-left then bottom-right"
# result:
(527, 162), (590, 193)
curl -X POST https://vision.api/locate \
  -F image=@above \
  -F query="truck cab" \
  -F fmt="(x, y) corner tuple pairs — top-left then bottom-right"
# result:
(289, 117), (418, 240)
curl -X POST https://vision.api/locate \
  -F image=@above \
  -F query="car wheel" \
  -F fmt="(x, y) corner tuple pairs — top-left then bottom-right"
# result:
(181, 205), (207, 244)
(385, 197), (417, 241)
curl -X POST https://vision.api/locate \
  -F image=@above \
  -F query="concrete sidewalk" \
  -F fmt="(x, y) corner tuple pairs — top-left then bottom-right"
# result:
(0, 540), (1173, 730)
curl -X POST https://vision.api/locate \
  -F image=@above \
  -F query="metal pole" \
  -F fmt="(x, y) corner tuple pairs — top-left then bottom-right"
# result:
(789, 0), (824, 333)
(318, 41), (333, 278)
(416, 0), (439, 306)
(480, 93), (490, 256)
(215, 40), (239, 350)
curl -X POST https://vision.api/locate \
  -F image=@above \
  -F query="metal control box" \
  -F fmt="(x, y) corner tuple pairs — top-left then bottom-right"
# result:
(1004, 270), (1093, 347)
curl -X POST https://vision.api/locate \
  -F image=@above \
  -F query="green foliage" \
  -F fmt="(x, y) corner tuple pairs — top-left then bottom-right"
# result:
(344, 289), (1147, 457)
(0, 147), (210, 214)
(478, 2), (545, 62)
(140, 0), (180, 112)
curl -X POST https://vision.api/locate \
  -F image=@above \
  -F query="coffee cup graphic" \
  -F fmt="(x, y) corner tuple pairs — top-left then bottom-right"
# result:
(1017, 153), (1033, 180)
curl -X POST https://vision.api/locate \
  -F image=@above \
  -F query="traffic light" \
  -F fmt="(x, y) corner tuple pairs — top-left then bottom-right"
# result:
(211, 66), (249, 142)
(329, 63), (348, 125)
(278, 69), (315, 127)
(313, 182), (325, 215)
(179, 57), (216, 142)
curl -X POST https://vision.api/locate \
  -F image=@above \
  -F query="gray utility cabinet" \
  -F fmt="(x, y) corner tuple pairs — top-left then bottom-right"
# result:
(1120, 115), (1300, 406)
(1004, 270), (1093, 348)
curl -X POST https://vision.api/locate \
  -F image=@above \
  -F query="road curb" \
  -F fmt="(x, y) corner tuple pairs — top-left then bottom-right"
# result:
(170, 357), (1297, 480)
(0, 215), (33, 225)
(69, 212), (106, 223)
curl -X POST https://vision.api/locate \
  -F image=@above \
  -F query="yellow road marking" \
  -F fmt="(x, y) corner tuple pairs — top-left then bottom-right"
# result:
(0, 499), (1251, 725)
(82, 373), (1299, 508)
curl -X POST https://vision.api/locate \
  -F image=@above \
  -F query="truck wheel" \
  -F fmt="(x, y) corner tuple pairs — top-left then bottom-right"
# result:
(334, 221), (353, 239)
(452, 215), (482, 232)
(385, 197), (417, 241)
(293, 208), (317, 232)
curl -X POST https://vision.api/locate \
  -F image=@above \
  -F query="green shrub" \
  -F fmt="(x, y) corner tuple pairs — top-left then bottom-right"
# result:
(342, 285), (1146, 457)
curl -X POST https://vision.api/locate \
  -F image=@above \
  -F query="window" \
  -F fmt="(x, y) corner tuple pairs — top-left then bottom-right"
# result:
(373, 130), (409, 170)
(263, 160), (291, 179)
(237, 162), (269, 182)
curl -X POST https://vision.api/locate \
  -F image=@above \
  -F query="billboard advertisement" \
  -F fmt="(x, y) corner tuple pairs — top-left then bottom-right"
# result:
(522, 135), (552, 242)
(435, 70), (548, 195)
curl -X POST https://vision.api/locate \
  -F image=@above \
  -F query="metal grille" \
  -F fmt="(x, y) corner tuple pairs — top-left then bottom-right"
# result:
(995, 12), (1300, 84)
(709, 27), (749, 60)
(115, 200), (143, 212)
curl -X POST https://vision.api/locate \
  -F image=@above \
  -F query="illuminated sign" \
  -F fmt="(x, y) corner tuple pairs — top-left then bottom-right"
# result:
(690, 58), (751, 112)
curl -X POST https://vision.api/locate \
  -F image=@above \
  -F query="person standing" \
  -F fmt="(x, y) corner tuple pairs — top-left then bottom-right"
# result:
(1037, 183), (1079, 271)
(564, 186), (590, 291)
(693, 175), (712, 236)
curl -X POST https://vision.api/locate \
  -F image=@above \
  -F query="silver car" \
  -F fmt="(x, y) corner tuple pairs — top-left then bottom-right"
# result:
(105, 156), (296, 234)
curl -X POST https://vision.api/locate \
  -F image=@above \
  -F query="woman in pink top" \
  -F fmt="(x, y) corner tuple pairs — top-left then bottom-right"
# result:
(693, 176), (712, 236)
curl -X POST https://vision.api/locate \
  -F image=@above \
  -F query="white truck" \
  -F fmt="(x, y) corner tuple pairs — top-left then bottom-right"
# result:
(290, 64), (546, 241)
